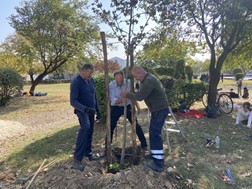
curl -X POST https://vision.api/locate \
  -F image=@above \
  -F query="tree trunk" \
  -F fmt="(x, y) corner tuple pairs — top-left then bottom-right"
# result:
(120, 54), (129, 167)
(208, 50), (229, 106)
(29, 72), (47, 94)
(130, 49), (137, 163)
(29, 73), (34, 84)
(100, 32), (112, 166)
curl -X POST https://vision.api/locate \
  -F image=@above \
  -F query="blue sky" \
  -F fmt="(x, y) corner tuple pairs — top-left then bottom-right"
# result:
(0, 0), (20, 43)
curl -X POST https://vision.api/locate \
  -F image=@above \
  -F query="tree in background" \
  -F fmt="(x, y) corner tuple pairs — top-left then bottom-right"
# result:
(136, 28), (196, 67)
(144, 0), (252, 108)
(52, 57), (81, 80)
(0, 51), (26, 74)
(223, 35), (252, 73)
(9, 0), (99, 93)
(1, 33), (43, 81)
(94, 60), (120, 74)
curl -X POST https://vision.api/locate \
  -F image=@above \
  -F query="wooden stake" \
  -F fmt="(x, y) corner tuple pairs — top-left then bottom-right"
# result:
(100, 32), (112, 165)
(25, 159), (47, 189)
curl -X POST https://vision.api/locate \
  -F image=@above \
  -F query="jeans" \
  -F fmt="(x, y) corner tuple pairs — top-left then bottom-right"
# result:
(110, 105), (147, 148)
(149, 108), (169, 167)
(74, 110), (94, 161)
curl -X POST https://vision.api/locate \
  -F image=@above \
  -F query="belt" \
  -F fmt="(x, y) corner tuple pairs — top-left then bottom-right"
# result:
(112, 104), (131, 108)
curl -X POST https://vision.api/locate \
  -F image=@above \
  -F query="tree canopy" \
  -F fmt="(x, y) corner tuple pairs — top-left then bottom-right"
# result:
(9, 0), (100, 93)
(136, 28), (196, 67)
(144, 0), (252, 105)
(1, 33), (42, 80)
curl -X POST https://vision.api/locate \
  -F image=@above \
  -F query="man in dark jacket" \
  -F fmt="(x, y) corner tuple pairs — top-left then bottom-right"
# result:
(121, 66), (169, 172)
(70, 63), (100, 171)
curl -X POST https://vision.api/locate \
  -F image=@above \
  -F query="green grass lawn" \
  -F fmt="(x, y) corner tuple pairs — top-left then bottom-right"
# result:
(1, 81), (252, 188)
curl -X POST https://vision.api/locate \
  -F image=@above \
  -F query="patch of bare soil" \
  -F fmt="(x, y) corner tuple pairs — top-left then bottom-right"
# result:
(0, 147), (179, 189)
(31, 160), (176, 189)
(0, 120), (27, 141)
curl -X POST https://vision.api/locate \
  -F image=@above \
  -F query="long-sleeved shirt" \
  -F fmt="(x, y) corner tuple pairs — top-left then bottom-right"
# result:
(70, 75), (99, 113)
(126, 73), (168, 112)
(235, 108), (252, 127)
(109, 79), (131, 106)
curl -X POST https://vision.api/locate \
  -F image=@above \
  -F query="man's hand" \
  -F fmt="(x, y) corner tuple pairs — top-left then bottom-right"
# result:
(115, 98), (127, 104)
(84, 107), (96, 114)
(135, 102), (141, 115)
(120, 91), (127, 98)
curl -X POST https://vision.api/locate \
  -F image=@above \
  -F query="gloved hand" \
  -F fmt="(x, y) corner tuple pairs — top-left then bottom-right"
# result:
(84, 107), (96, 114)
(96, 111), (101, 120)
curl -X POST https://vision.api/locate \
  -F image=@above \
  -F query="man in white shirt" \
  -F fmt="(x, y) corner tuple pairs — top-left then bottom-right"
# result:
(109, 70), (147, 149)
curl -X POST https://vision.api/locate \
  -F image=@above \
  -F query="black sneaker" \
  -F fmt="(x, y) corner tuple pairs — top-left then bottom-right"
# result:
(141, 146), (148, 152)
(144, 161), (164, 172)
(88, 155), (100, 161)
(144, 152), (152, 159)
(72, 159), (84, 171)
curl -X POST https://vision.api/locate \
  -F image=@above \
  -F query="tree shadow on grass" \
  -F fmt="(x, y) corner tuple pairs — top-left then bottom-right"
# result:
(6, 125), (79, 174)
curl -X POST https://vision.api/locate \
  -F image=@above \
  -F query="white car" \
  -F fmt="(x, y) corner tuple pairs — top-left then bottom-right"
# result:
(244, 71), (252, 80)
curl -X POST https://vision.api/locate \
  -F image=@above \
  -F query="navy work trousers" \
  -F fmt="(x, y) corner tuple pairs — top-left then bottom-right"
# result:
(74, 111), (94, 161)
(110, 105), (147, 148)
(149, 108), (169, 167)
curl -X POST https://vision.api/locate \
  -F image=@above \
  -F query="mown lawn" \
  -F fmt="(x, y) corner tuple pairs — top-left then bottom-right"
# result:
(1, 81), (252, 188)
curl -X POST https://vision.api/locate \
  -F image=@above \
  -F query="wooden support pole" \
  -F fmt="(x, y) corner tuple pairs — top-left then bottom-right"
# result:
(100, 32), (112, 165)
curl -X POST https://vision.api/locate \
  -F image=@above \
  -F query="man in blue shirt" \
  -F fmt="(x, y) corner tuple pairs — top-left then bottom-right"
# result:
(109, 70), (147, 150)
(70, 63), (100, 171)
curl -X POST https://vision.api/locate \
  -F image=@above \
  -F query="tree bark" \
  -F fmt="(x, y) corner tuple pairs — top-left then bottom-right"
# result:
(100, 32), (112, 165)
(29, 72), (47, 94)
(130, 47), (137, 163)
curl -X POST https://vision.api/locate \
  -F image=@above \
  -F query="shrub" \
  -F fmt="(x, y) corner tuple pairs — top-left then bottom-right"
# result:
(185, 65), (193, 82)
(175, 59), (186, 79)
(165, 79), (207, 109)
(94, 74), (113, 122)
(0, 68), (24, 106)
(235, 73), (244, 81)
(158, 76), (174, 89)
(153, 66), (175, 77)
(182, 82), (207, 107)
(232, 68), (243, 76)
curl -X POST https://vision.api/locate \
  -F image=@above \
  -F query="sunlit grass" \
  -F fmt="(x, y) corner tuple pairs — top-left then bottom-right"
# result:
(4, 123), (78, 176)
(0, 83), (71, 119)
(1, 82), (252, 188)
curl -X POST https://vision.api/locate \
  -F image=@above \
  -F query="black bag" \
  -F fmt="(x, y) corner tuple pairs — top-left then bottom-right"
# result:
(178, 100), (189, 113)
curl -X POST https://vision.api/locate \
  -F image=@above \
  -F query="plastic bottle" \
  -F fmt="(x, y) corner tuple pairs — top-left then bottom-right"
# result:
(215, 136), (220, 148)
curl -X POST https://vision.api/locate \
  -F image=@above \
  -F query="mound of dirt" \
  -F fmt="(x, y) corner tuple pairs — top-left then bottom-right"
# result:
(32, 160), (175, 189)
(0, 120), (27, 141)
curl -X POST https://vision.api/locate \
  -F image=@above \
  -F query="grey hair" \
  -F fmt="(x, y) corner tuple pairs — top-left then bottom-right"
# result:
(81, 63), (94, 71)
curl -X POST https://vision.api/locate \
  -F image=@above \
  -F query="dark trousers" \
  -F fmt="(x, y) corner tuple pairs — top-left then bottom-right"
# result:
(149, 108), (169, 167)
(74, 111), (94, 161)
(110, 105), (147, 148)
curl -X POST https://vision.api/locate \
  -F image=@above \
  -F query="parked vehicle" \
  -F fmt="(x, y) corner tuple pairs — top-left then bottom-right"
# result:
(244, 71), (252, 80)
